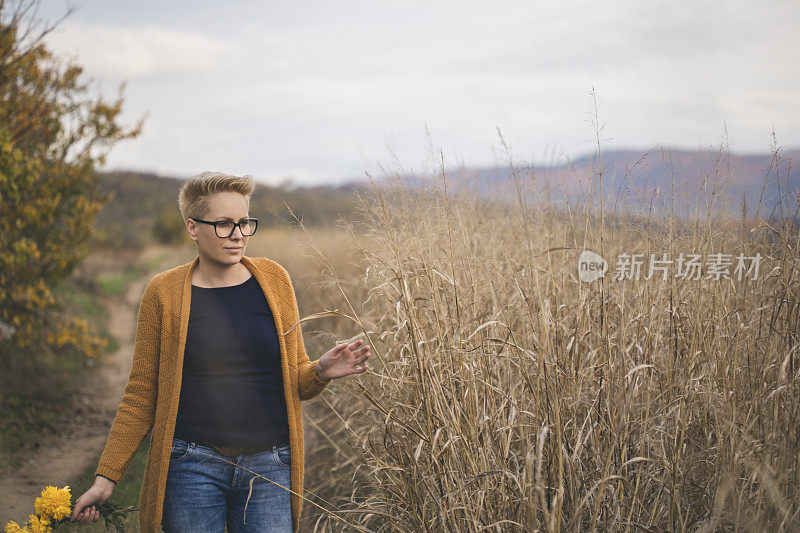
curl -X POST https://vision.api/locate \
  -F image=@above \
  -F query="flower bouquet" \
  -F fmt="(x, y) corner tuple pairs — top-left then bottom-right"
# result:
(4, 485), (136, 532)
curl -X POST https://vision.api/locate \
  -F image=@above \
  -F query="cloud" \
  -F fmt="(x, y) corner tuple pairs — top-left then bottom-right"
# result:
(43, 22), (240, 78)
(34, 0), (800, 182)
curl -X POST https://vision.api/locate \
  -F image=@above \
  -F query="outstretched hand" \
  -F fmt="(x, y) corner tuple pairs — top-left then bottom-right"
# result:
(316, 339), (371, 381)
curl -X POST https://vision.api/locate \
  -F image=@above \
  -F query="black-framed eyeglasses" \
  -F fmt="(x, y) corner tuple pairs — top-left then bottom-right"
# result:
(190, 217), (258, 238)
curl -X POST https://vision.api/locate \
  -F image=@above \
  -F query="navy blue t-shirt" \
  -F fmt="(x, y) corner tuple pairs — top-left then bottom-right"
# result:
(173, 273), (290, 448)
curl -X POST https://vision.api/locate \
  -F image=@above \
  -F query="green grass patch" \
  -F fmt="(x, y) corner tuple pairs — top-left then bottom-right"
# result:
(53, 283), (105, 317)
(97, 267), (149, 297)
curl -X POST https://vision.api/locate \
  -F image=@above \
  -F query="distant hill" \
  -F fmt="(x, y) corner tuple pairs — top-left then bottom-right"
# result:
(90, 146), (800, 251)
(359, 146), (800, 218)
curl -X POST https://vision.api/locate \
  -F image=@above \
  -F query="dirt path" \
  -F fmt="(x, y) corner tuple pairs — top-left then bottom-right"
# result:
(0, 245), (192, 525)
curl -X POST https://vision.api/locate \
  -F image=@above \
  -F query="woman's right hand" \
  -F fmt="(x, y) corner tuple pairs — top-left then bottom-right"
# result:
(70, 475), (115, 524)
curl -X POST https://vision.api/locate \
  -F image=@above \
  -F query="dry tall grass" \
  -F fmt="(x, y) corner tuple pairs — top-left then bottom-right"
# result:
(295, 142), (799, 532)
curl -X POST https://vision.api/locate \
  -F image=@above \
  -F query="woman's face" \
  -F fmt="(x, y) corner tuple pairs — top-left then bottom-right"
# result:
(187, 191), (250, 266)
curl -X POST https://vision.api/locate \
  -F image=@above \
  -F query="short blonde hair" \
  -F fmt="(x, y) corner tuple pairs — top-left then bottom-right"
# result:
(178, 171), (256, 222)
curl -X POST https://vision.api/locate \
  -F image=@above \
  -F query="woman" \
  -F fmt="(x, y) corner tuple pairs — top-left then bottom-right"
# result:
(70, 172), (370, 532)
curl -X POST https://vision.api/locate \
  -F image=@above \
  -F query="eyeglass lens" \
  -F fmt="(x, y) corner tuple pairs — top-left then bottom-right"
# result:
(215, 219), (257, 237)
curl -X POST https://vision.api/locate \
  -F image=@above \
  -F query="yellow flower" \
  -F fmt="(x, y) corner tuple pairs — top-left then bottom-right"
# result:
(33, 485), (71, 521)
(25, 515), (50, 533)
(4, 521), (25, 533)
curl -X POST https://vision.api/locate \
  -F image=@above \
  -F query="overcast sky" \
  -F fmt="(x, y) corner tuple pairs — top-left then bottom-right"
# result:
(29, 0), (800, 185)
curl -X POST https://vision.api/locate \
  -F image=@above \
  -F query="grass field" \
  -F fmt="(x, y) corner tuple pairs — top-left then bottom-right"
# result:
(292, 149), (800, 531)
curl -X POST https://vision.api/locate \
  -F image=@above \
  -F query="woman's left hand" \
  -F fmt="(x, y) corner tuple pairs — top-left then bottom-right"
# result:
(316, 339), (371, 381)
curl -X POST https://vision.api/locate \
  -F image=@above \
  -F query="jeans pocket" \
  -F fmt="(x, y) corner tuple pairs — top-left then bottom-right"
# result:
(170, 438), (191, 462)
(275, 444), (291, 467)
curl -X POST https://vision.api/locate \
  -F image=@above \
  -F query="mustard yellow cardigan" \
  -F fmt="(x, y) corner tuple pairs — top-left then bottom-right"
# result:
(95, 255), (331, 532)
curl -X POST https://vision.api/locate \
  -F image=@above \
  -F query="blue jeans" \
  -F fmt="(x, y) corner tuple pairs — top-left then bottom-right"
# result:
(161, 438), (293, 532)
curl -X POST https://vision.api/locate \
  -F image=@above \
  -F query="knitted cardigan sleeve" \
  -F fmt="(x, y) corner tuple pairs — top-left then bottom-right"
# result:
(282, 269), (331, 401)
(95, 276), (162, 482)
